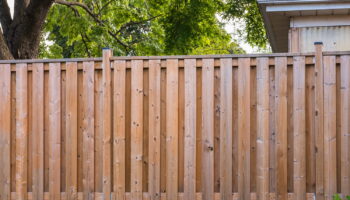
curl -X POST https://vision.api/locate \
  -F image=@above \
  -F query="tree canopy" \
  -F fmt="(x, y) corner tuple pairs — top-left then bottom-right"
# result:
(0, 0), (268, 59)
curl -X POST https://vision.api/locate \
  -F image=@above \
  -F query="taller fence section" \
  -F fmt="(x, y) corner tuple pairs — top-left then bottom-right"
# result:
(0, 47), (349, 200)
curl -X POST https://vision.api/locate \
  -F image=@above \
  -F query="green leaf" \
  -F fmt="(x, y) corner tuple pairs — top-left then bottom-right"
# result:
(40, 0), (267, 58)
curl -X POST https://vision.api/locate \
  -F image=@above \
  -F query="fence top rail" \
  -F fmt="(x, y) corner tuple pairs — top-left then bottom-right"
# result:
(110, 52), (316, 60)
(0, 57), (103, 64)
(0, 51), (348, 64)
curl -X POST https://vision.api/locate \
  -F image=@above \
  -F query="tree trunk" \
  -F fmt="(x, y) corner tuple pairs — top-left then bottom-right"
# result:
(0, 32), (13, 59)
(0, 0), (54, 60)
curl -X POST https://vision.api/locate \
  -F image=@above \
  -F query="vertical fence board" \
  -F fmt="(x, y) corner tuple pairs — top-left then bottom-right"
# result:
(0, 64), (11, 200)
(219, 58), (232, 200)
(77, 67), (84, 193)
(49, 62), (61, 200)
(60, 68), (66, 195)
(315, 44), (325, 200)
(232, 66), (238, 194)
(250, 64), (257, 196)
(160, 67), (167, 194)
(142, 67), (149, 194)
(293, 56), (306, 200)
(131, 60), (144, 200)
(94, 69), (103, 192)
(201, 59), (214, 200)
(269, 65), (276, 195)
(238, 58), (251, 200)
(275, 57), (288, 200)
(287, 64), (294, 195)
(148, 60), (161, 200)
(323, 56), (337, 200)
(44, 67), (49, 193)
(102, 50), (112, 200)
(213, 67), (221, 193)
(114, 60), (126, 200)
(32, 63), (44, 200)
(184, 59), (196, 200)
(256, 57), (269, 200)
(166, 59), (179, 200)
(195, 68), (202, 194)
(340, 55), (350, 197)
(16, 64), (28, 200)
(83, 62), (95, 200)
(306, 64), (316, 193)
(66, 62), (78, 200)
(178, 68), (185, 194)
(336, 62), (341, 195)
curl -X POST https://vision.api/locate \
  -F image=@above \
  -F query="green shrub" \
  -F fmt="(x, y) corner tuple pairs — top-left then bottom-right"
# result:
(333, 194), (350, 200)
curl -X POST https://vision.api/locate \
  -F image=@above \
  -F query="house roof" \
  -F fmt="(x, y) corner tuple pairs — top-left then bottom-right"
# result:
(258, 0), (350, 52)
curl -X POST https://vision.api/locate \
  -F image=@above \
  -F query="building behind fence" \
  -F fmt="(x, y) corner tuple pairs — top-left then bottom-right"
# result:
(0, 46), (349, 200)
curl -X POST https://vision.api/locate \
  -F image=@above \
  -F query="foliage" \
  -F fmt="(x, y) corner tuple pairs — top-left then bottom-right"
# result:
(334, 194), (350, 200)
(39, 0), (266, 58)
(224, 0), (267, 49)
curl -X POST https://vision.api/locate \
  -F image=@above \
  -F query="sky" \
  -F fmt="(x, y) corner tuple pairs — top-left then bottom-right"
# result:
(7, 0), (14, 15)
(6, 0), (257, 53)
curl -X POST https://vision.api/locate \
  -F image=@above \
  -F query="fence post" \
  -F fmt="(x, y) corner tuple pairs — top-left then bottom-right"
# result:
(314, 42), (325, 200)
(102, 48), (113, 200)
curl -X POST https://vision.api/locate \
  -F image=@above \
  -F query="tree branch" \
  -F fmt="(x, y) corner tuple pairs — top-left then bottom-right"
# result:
(55, 0), (161, 55)
(55, 0), (102, 23)
(14, 0), (30, 20)
(116, 15), (162, 34)
(80, 32), (91, 57)
(0, 0), (13, 36)
(54, 0), (130, 50)
(98, 0), (113, 15)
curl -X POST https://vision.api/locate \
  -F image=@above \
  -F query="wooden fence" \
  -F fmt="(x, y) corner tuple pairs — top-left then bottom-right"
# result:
(0, 46), (349, 200)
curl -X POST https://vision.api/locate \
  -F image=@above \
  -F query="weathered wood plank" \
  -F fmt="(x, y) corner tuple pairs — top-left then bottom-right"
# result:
(148, 60), (161, 200)
(314, 44), (325, 200)
(0, 64), (11, 200)
(61, 67), (66, 198)
(201, 59), (214, 200)
(166, 59), (179, 200)
(16, 64), (28, 200)
(275, 57), (288, 200)
(44, 66), (49, 193)
(293, 56), (306, 200)
(184, 59), (196, 200)
(130, 60), (144, 200)
(232, 67), (238, 193)
(160, 67), (167, 194)
(113, 60), (126, 200)
(49, 62), (61, 200)
(94, 69), (103, 192)
(219, 58), (233, 200)
(340, 55), (350, 197)
(256, 57), (269, 200)
(305, 63), (316, 193)
(178, 67), (185, 193)
(82, 61), (95, 200)
(65, 62), (78, 200)
(32, 63), (44, 200)
(213, 67), (221, 193)
(238, 58), (251, 200)
(102, 49), (112, 200)
(195, 68), (202, 196)
(142, 67), (149, 193)
(323, 56), (337, 200)
(250, 64), (257, 196)
(287, 64), (294, 196)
